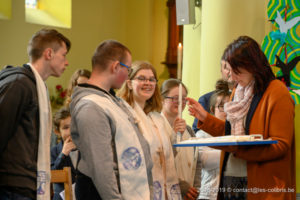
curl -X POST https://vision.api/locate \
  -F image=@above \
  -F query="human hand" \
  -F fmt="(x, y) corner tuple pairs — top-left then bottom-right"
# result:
(173, 117), (186, 134)
(62, 136), (76, 156)
(186, 97), (208, 122)
(184, 187), (199, 200)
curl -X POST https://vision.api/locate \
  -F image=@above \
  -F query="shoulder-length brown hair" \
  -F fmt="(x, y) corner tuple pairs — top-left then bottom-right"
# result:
(222, 36), (275, 94)
(117, 61), (162, 114)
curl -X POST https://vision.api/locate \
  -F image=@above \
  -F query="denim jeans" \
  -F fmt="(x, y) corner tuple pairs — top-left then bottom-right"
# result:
(0, 188), (33, 200)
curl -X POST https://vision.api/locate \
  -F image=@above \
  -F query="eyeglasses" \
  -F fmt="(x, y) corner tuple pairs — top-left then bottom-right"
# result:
(133, 76), (157, 84)
(165, 96), (187, 104)
(119, 61), (132, 73)
(217, 104), (225, 112)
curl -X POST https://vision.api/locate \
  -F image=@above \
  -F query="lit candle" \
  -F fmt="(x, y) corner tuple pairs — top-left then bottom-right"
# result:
(178, 83), (182, 118)
(177, 43), (183, 144)
(177, 83), (183, 144)
(177, 43), (182, 80)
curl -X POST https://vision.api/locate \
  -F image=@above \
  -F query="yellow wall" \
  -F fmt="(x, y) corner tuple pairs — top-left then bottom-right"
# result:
(151, 0), (169, 85)
(123, 0), (169, 86)
(0, 0), (168, 94)
(39, 0), (71, 27)
(0, 0), (11, 19)
(181, 6), (202, 123)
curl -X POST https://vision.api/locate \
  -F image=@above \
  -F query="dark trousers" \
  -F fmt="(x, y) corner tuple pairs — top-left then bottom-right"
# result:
(75, 171), (102, 200)
(0, 188), (33, 200)
(222, 176), (247, 200)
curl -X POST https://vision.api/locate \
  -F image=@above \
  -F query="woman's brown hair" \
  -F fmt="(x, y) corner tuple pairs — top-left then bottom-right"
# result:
(222, 36), (275, 94)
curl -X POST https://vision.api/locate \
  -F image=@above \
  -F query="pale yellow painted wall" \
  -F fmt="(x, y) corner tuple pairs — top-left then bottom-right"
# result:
(123, 0), (169, 86)
(181, 6), (201, 123)
(152, 0), (169, 86)
(39, 0), (71, 27)
(124, 0), (153, 64)
(0, 0), (168, 95)
(0, 0), (11, 19)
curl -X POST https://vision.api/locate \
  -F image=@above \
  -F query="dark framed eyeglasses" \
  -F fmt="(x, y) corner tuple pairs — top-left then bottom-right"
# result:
(165, 96), (187, 104)
(119, 61), (132, 73)
(133, 76), (157, 84)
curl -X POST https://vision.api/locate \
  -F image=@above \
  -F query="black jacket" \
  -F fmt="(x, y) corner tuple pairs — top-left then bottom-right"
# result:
(0, 64), (39, 199)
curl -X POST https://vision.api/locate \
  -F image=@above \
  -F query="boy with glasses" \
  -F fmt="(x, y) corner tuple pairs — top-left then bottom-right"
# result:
(70, 40), (153, 200)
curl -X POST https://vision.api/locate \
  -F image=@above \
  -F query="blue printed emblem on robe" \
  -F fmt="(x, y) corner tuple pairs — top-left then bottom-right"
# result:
(153, 181), (162, 200)
(121, 147), (142, 170)
(170, 183), (181, 200)
(37, 171), (46, 195)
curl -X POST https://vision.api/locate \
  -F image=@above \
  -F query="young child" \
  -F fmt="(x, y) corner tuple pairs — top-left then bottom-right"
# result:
(51, 107), (76, 200)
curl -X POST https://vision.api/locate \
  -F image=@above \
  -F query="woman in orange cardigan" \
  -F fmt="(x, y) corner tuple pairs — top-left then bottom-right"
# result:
(187, 36), (295, 200)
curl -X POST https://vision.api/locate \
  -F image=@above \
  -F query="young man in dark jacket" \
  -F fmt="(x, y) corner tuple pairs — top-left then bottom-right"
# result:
(0, 29), (71, 200)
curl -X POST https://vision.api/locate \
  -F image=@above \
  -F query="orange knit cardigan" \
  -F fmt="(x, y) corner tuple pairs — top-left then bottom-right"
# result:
(198, 80), (295, 200)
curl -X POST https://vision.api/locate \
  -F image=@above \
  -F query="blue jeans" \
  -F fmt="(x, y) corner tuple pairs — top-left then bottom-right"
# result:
(0, 188), (33, 200)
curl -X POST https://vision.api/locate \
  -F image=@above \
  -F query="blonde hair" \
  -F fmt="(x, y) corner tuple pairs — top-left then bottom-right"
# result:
(117, 61), (162, 114)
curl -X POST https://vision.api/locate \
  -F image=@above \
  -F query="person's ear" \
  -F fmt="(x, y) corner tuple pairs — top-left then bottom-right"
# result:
(161, 98), (166, 105)
(111, 61), (119, 73)
(210, 106), (215, 115)
(54, 129), (61, 136)
(127, 79), (132, 90)
(44, 48), (53, 60)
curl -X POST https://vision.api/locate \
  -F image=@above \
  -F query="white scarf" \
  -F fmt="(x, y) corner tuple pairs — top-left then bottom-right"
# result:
(83, 95), (150, 200)
(29, 64), (52, 200)
(133, 102), (181, 200)
(224, 81), (254, 135)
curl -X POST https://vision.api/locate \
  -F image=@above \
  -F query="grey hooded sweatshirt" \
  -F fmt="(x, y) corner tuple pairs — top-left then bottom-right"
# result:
(70, 84), (153, 199)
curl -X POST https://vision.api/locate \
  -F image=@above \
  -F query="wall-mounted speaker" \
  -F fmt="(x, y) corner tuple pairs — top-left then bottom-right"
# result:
(176, 0), (195, 25)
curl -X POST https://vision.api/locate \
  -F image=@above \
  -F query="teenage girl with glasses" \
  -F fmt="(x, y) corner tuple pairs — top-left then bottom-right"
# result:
(161, 78), (200, 200)
(117, 61), (182, 200)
